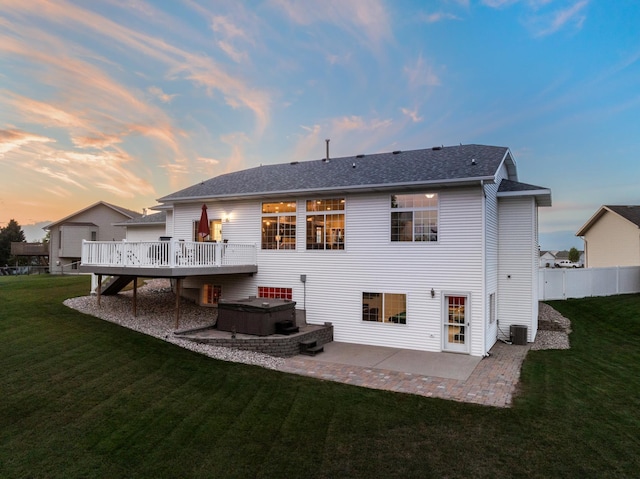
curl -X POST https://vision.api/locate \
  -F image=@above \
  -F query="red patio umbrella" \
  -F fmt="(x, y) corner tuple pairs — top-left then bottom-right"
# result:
(197, 204), (210, 239)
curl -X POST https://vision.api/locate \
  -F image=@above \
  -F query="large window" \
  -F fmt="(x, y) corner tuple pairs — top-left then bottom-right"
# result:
(391, 193), (438, 242)
(306, 198), (345, 250)
(362, 292), (407, 324)
(262, 201), (296, 250)
(193, 219), (222, 242)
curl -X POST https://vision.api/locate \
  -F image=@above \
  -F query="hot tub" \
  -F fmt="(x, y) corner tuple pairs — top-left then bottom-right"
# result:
(217, 297), (297, 336)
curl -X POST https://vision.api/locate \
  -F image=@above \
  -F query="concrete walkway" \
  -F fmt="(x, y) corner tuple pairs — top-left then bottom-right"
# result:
(280, 341), (530, 408)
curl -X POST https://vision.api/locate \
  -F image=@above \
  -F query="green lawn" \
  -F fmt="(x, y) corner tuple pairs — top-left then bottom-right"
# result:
(1, 275), (639, 478)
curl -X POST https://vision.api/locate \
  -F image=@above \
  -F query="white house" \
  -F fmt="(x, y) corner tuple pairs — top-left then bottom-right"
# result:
(539, 251), (556, 268)
(80, 144), (551, 357)
(115, 211), (167, 242)
(46, 201), (141, 274)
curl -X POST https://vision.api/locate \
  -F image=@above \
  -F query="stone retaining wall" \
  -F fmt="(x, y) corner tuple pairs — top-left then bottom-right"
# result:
(538, 318), (568, 332)
(181, 323), (333, 358)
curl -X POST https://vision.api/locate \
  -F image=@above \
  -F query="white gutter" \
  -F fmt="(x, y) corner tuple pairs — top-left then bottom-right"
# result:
(157, 176), (498, 204)
(481, 179), (487, 357)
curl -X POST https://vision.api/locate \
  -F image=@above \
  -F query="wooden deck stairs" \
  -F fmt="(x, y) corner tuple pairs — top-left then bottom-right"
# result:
(100, 276), (134, 295)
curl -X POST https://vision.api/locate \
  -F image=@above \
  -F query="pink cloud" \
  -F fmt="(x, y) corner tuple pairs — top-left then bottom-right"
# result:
(0, 129), (54, 155)
(404, 54), (441, 89)
(272, 0), (392, 49)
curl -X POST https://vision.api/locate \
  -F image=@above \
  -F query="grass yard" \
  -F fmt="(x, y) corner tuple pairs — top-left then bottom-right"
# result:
(1, 275), (639, 478)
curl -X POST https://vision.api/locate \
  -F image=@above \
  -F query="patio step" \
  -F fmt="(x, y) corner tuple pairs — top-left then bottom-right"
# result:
(300, 339), (324, 356)
(275, 320), (299, 335)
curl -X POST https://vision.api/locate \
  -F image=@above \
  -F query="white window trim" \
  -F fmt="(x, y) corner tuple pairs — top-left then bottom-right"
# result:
(389, 192), (439, 243)
(441, 291), (471, 353)
(305, 197), (346, 251)
(361, 291), (408, 325)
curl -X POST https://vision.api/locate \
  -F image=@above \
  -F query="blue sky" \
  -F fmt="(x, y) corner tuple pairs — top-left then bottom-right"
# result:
(1, 0), (639, 249)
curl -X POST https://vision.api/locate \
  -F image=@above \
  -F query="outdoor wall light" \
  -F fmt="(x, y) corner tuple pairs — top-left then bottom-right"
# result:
(431, 288), (435, 298)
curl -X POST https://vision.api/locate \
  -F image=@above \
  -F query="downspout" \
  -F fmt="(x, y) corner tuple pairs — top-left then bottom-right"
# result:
(481, 180), (487, 357)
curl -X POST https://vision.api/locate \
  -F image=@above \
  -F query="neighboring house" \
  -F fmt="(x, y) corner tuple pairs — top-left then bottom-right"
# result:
(115, 211), (167, 242)
(540, 250), (584, 268)
(46, 201), (141, 274)
(80, 144), (551, 356)
(539, 250), (556, 268)
(576, 205), (640, 268)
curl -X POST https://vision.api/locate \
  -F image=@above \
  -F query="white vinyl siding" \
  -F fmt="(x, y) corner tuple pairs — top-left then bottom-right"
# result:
(483, 163), (510, 352)
(497, 196), (537, 342)
(126, 225), (166, 242)
(179, 187), (488, 354)
(165, 210), (173, 237)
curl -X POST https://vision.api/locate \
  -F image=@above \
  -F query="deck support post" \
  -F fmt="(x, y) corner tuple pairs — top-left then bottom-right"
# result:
(175, 278), (182, 329)
(132, 277), (138, 317)
(97, 274), (102, 306)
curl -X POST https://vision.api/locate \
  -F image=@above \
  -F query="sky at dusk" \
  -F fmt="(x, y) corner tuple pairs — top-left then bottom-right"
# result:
(1, 0), (639, 249)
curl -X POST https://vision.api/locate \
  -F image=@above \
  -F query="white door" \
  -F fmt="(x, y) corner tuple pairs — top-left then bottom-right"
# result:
(443, 295), (469, 353)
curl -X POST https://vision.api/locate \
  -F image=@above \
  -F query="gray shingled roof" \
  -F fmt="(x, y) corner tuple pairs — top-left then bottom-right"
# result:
(114, 211), (166, 226)
(497, 178), (552, 206)
(159, 144), (512, 202)
(105, 202), (143, 219)
(605, 205), (640, 227)
(497, 179), (547, 192)
(576, 205), (640, 236)
(44, 201), (141, 230)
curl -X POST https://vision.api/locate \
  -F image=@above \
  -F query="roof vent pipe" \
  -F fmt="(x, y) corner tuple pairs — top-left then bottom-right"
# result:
(324, 139), (330, 162)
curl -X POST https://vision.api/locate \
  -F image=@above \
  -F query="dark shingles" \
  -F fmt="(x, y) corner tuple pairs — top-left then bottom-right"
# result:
(117, 211), (166, 225)
(605, 205), (640, 228)
(159, 144), (510, 201)
(497, 179), (548, 192)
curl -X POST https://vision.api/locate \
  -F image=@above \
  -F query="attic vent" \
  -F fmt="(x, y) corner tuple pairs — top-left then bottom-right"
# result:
(290, 161), (299, 165)
(392, 150), (402, 155)
(471, 158), (477, 165)
(356, 154), (365, 158)
(432, 145), (442, 150)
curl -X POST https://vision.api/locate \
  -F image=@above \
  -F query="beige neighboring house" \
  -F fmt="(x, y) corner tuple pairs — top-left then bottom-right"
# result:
(45, 201), (141, 274)
(576, 205), (640, 268)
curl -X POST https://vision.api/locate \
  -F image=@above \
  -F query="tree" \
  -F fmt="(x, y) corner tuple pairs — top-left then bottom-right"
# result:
(0, 219), (26, 266)
(569, 246), (580, 263)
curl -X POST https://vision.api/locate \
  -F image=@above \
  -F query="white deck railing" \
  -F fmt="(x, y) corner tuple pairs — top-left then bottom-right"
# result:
(82, 240), (257, 269)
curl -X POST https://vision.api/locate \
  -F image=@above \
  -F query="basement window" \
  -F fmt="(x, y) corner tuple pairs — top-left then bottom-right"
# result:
(362, 292), (406, 324)
(258, 286), (292, 300)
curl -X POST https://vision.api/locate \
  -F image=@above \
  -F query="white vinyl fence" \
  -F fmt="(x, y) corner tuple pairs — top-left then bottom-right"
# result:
(539, 266), (640, 300)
